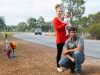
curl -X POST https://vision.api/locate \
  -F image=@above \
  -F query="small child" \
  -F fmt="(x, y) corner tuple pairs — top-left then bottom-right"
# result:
(63, 12), (72, 35)
(63, 12), (71, 26)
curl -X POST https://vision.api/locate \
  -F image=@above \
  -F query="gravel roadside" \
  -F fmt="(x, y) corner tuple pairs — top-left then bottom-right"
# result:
(0, 36), (100, 75)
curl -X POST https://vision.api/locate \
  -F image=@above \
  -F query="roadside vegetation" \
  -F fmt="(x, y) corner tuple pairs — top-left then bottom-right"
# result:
(0, 0), (100, 40)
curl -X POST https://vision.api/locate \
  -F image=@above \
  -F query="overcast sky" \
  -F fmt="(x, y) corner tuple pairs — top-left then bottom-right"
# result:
(0, 0), (100, 25)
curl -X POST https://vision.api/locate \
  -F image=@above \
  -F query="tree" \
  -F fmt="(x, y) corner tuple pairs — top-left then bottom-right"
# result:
(91, 12), (100, 24)
(85, 12), (100, 39)
(11, 25), (17, 32)
(37, 16), (46, 31)
(45, 22), (54, 32)
(87, 14), (94, 25)
(37, 16), (45, 27)
(87, 23), (100, 39)
(17, 22), (27, 32)
(27, 17), (37, 30)
(62, 0), (85, 28)
(79, 16), (89, 31)
(6, 25), (17, 32)
(0, 16), (6, 31)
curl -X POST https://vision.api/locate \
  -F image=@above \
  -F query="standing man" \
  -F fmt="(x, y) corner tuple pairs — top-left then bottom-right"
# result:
(53, 4), (69, 72)
(59, 27), (85, 75)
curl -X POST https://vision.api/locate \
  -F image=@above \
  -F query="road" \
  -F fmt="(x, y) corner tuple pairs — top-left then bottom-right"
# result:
(13, 33), (100, 59)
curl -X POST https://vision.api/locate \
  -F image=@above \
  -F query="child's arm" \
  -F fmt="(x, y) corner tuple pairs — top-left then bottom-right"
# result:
(65, 54), (75, 62)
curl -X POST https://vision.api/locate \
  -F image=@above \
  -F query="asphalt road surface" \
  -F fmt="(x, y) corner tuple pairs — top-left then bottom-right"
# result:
(13, 33), (100, 59)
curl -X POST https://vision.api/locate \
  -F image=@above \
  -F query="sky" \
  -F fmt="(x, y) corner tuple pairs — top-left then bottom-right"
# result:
(0, 0), (100, 25)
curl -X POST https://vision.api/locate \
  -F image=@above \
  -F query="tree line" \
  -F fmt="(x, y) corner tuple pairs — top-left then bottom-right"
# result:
(0, 11), (99, 39)
(0, 16), (54, 32)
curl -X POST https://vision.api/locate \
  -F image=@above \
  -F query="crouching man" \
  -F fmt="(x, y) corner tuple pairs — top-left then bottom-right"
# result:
(59, 27), (85, 75)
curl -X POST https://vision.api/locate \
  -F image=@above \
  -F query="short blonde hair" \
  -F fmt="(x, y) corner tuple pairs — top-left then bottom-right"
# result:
(55, 3), (62, 10)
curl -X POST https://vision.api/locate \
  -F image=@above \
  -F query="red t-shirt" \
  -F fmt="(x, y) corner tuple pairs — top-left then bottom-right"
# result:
(53, 17), (69, 45)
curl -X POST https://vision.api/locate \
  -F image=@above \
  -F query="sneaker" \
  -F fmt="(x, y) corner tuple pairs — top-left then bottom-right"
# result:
(57, 67), (63, 72)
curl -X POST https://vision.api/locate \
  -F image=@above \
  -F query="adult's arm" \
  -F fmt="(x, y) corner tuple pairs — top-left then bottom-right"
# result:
(53, 18), (67, 31)
(64, 38), (84, 54)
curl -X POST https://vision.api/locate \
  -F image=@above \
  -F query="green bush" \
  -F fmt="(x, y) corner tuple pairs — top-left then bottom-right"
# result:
(87, 23), (100, 39)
